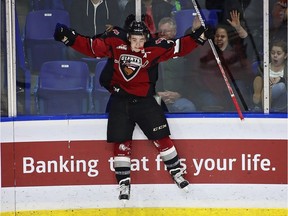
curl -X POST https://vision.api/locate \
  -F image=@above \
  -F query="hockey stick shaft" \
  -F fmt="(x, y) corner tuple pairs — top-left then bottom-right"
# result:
(135, 0), (141, 22)
(191, 0), (244, 120)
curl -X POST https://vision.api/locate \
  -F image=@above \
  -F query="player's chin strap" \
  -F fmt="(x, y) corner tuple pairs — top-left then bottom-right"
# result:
(191, 0), (244, 120)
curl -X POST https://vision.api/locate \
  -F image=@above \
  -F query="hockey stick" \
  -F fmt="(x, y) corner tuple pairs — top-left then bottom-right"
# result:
(191, 0), (244, 120)
(135, 0), (141, 22)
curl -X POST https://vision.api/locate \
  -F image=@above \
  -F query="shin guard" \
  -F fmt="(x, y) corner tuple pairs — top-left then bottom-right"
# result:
(113, 141), (132, 183)
(153, 137), (180, 170)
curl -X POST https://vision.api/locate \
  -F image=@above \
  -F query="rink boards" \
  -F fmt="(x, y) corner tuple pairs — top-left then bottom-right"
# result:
(0, 117), (287, 215)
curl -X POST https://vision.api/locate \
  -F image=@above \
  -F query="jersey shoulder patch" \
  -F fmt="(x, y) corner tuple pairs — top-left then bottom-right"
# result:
(146, 38), (175, 49)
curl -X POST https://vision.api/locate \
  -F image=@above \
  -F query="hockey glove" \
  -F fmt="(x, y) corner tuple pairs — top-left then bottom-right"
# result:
(190, 26), (213, 45)
(54, 23), (77, 46)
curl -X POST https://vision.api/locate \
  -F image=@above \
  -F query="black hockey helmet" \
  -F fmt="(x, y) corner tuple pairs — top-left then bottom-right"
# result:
(124, 14), (146, 30)
(128, 20), (150, 39)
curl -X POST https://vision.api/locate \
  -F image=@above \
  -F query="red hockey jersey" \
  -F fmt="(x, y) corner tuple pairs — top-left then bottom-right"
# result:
(72, 28), (198, 97)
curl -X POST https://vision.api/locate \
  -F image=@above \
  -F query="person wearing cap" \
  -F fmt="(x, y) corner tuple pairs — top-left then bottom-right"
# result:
(53, 16), (212, 202)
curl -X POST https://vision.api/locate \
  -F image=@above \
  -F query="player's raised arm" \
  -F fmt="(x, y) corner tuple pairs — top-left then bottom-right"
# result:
(54, 23), (111, 58)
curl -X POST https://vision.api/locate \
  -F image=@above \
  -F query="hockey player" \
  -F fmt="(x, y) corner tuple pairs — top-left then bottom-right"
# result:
(54, 18), (211, 202)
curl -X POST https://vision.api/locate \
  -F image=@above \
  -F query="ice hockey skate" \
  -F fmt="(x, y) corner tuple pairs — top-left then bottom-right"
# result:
(169, 168), (189, 192)
(118, 177), (131, 204)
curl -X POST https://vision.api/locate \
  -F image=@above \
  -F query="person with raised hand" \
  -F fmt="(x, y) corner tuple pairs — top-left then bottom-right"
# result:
(54, 14), (212, 202)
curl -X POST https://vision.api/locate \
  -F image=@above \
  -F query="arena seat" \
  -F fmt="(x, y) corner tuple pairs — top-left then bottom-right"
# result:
(93, 59), (111, 113)
(36, 61), (90, 115)
(24, 9), (70, 74)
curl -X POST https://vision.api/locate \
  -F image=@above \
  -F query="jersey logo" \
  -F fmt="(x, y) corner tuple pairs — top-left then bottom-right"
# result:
(119, 54), (142, 81)
(116, 44), (128, 50)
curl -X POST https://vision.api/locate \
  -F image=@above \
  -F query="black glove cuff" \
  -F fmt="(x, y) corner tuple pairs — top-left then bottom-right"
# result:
(204, 27), (214, 40)
(190, 26), (207, 45)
